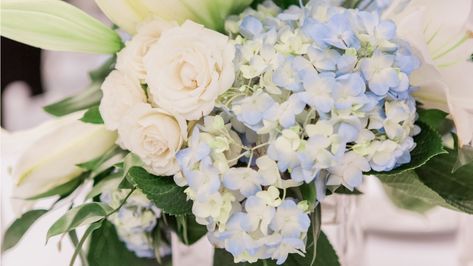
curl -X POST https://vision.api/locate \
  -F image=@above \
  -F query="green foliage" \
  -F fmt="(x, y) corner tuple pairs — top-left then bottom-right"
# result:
(382, 183), (436, 214)
(78, 146), (124, 172)
(377, 170), (452, 211)
(378, 148), (473, 214)
(328, 186), (363, 196)
(416, 149), (473, 214)
(212, 230), (339, 266)
(80, 106), (104, 124)
(342, 0), (362, 8)
(454, 145), (473, 172)
(166, 214), (207, 245)
(126, 167), (192, 215)
(44, 83), (102, 116)
(47, 202), (112, 240)
(86, 173), (122, 200)
(88, 56), (116, 82)
(87, 221), (160, 266)
(252, 0), (301, 9)
(2, 209), (48, 252)
(70, 222), (103, 266)
(44, 57), (115, 117)
(417, 109), (452, 135)
(25, 174), (85, 200)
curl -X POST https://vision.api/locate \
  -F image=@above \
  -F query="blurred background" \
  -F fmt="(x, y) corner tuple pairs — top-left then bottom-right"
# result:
(1, 1), (472, 266)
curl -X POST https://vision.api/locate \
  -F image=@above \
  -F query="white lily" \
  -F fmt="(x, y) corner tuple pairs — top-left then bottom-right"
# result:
(384, 0), (473, 146)
(94, 0), (253, 34)
(1, 0), (122, 53)
(2, 112), (117, 212)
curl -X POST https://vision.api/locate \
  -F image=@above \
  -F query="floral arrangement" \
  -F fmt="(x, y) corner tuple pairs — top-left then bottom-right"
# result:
(2, 0), (472, 265)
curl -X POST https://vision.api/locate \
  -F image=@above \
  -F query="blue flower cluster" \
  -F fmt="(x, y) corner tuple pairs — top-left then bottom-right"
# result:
(175, 0), (420, 264)
(101, 189), (162, 258)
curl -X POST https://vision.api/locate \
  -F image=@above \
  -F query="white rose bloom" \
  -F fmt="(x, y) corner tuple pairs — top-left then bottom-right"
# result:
(118, 103), (187, 176)
(144, 20), (235, 120)
(99, 70), (147, 131)
(116, 20), (177, 82)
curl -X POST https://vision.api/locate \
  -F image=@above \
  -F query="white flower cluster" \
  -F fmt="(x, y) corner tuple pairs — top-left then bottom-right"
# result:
(100, 189), (161, 258)
(175, 0), (420, 264)
(99, 19), (235, 176)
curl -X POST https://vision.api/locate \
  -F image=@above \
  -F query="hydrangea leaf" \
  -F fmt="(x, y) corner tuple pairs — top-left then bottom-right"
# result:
(166, 214), (207, 245)
(87, 220), (161, 266)
(127, 167), (192, 215)
(417, 109), (452, 134)
(1, 0), (123, 53)
(2, 209), (48, 252)
(377, 171), (451, 212)
(416, 149), (473, 214)
(378, 149), (473, 214)
(382, 184), (436, 214)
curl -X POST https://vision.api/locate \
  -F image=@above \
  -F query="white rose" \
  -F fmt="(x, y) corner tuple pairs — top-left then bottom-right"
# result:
(116, 20), (177, 82)
(118, 103), (187, 176)
(99, 70), (147, 131)
(144, 20), (235, 120)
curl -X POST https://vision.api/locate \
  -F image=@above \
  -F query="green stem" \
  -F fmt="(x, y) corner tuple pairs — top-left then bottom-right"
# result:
(105, 187), (136, 218)
(310, 205), (322, 266)
(68, 230), (88, 266)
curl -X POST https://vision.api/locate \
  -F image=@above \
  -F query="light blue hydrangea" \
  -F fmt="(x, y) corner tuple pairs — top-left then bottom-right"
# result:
(232, 92), (279, 131)
(100, 189), (161, 258)
(175, 0), (421, 264)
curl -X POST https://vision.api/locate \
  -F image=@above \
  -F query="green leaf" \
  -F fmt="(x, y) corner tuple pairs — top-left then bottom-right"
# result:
(87, 220), (159, 266)
(377, 171), (456, 212)
(327, 186), (363, 196)
(342, 0), (362, 8)
(1, 0), (122, 53)
(417, 109), (453, 135)
(416, 149), (473, 214)
(454, 145), (473, 172)
(300, 181), (316, 204)
(291, 231), (340, 266)
(212, 231), (339, 266)
(47, 202), (112, 240)
(369, 121), (447, 175)
(2, 209), (48, 252)
(167, 214), (207, 245)
(86, 173), (122, 200)
(25, 174), (85, 200)
(44, 83), (102, 116)
(88, 56), (116, 82)
(382, 184), (436, 214)
(78, 146), (123, 172)
(252, 0), (300, 9)
(127, 167), (192, 215)
(70, 222), (103, 266)
(81, 106), (104, 124)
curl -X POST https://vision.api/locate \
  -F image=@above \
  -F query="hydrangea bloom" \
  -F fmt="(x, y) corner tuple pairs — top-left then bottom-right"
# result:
(175, 0), (420, 264)
(101, 188), (162, 258)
